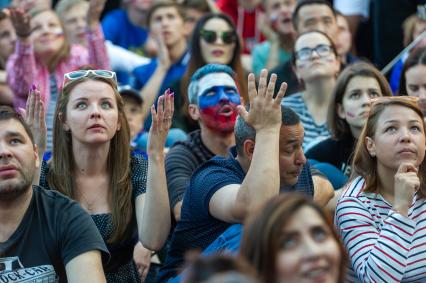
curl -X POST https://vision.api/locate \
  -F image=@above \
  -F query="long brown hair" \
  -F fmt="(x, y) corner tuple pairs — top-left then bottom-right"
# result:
(47, 73), (133, 244)
(240, 194), (347, 283)
(352, 96), (426, 197)
(180, 13), (247, 121)
(30, 9), (71, 73)
(328, 61), (392, 140)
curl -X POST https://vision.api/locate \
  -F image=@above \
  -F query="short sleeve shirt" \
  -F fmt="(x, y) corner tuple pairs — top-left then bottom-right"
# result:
(0, 186), (108, 283)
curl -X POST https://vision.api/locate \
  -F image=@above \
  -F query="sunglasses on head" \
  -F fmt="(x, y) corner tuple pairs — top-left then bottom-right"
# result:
(200, 29), (237, 44)
(63, 70), (118, 88)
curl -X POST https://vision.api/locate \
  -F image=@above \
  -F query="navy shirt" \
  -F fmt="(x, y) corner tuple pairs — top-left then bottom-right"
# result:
(157, 148), (315, 282)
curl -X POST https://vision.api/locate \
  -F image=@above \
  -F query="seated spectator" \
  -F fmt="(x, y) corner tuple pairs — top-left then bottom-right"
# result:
(216, 0), (264, 71)
(282, 30), (340, 151)
(0, 105), (108, 282)
(132, 0), (189, 130)
(0, 10), (15, 106)
(119, 85), (187, 154)
(166, 64), (241, 222)
(252, 0), (296, 77)
(157, 70), (334, 282)
(272, 0), (338, 96)
(399, 46), (426, 120)
(7, 0), (109, 152)
(336, 12), (358, 65)
(306, 62), (391, 189)
(390, 12), (426, 93)
(56, 0), (150, 85)
(240, 194), (347, 283)
(335, 96), (426, 282)
(101, 0), (154, 57)
(35, 70), (172, 282)
(170, 13), (247, 133)
(181, 0), (212, 39)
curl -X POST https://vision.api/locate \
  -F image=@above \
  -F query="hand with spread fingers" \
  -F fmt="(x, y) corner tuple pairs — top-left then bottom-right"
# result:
(237, 69), (287, 133)
(147, 89), (174, 155)
(24, 85), (47, 154)
(8, 7), (31, 39)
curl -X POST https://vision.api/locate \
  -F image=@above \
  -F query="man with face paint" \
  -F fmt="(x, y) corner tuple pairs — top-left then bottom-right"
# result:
(165, 64), (240, 222)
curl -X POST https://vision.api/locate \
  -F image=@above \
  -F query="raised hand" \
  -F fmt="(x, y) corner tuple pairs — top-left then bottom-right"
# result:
(237, 69), (287, 132)
(147, 89), (174, 154)
(8, 8), (31, 38)
(24, 85), (47, 154)
(86, 0), (106, 29)
(393, 162), (419, 216)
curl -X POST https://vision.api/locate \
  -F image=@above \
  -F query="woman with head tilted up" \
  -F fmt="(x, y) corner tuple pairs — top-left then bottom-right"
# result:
(335, 96), (426, 282)
(35, 70), (171, 282)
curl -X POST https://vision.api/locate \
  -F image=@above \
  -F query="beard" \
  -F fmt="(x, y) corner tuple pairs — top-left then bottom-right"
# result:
(0, 168), (34, 202)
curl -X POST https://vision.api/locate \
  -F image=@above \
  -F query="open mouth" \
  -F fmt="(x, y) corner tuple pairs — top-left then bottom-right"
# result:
(219, 105), (234, 116)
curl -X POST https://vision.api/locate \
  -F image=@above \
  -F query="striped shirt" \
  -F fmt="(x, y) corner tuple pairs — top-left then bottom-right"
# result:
(335, 176), (426, 283)
(282, 92), (330, 151)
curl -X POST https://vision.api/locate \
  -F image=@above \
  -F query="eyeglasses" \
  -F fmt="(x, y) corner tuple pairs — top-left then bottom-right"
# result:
(200, 29), (237, 44)
(295, 44), (334, 61)
(63, 70), (118, 88)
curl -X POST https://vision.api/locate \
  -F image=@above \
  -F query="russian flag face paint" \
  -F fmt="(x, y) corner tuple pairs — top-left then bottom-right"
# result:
(197, 72), (241, 134)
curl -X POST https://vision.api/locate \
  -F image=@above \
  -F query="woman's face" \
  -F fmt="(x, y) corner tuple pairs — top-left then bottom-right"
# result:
(367, 105), (425, 171)
(338, 76), (382, 136)
(200, 18), (236, 65)
(275, 206), (341, 283)
(31, 10), (65, 56)
(295, 32), (340, 83)
(405, 64), (426, 113)
(64, 80), (121, 146)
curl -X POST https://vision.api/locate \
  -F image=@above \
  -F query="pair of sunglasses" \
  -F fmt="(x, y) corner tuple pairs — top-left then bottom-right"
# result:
(200, 29), (237, 44)
(63, 70), (118, 88)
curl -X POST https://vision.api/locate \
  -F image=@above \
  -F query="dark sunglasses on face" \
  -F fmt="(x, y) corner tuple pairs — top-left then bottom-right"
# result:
(200, 29), (237, 44)
(295, 44), (334, 61)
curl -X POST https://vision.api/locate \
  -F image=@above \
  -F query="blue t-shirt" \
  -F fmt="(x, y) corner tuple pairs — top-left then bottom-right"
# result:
(101, 9), (148, 55)
(131, 51), (190, 129)
(157, 148), (315, 282)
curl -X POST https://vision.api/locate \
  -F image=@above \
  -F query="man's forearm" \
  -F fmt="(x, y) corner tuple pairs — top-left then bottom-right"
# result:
(235, 129), (281, 218)
(140, 66), (168, 117)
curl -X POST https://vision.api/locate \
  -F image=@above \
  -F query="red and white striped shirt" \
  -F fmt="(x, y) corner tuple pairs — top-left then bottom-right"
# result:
(335, 176), (426, 283)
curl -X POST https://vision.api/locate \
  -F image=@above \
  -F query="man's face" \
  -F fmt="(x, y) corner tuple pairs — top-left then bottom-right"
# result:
(296, 4), (338, 44)
(197, 72), (241, 134)
(278, 123), (306, 186)
(149, 6), (185, 47)
(266, 0), (296, 35)
(0, 119), (38, 201)
(0, 18), (16, 63)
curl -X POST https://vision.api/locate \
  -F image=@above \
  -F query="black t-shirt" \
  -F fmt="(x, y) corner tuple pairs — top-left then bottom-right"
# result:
(305, 135), (356, 177)
(165, 130), (215, 211)
(0, 186), (108, 283)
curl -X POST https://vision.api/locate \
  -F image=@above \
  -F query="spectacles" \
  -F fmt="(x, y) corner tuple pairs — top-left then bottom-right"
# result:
(200, 29), (237, 44)
(295, 44), (334, 61)
(63, 70), (118, 88)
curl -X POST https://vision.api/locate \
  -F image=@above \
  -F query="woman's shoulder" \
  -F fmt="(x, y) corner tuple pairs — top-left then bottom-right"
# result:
(340, 176), (366, 199)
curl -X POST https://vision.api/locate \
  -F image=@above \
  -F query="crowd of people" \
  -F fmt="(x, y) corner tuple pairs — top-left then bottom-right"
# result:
(1, 0), (426, 282)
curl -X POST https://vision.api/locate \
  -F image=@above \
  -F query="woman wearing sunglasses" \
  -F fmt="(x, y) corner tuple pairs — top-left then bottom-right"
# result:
(36, 69), (171, 282)
(171, 12), (247, 133)
(282, 30), (340, 151)
(335, 96), (426, 282)
(6, 0), (109, 152)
